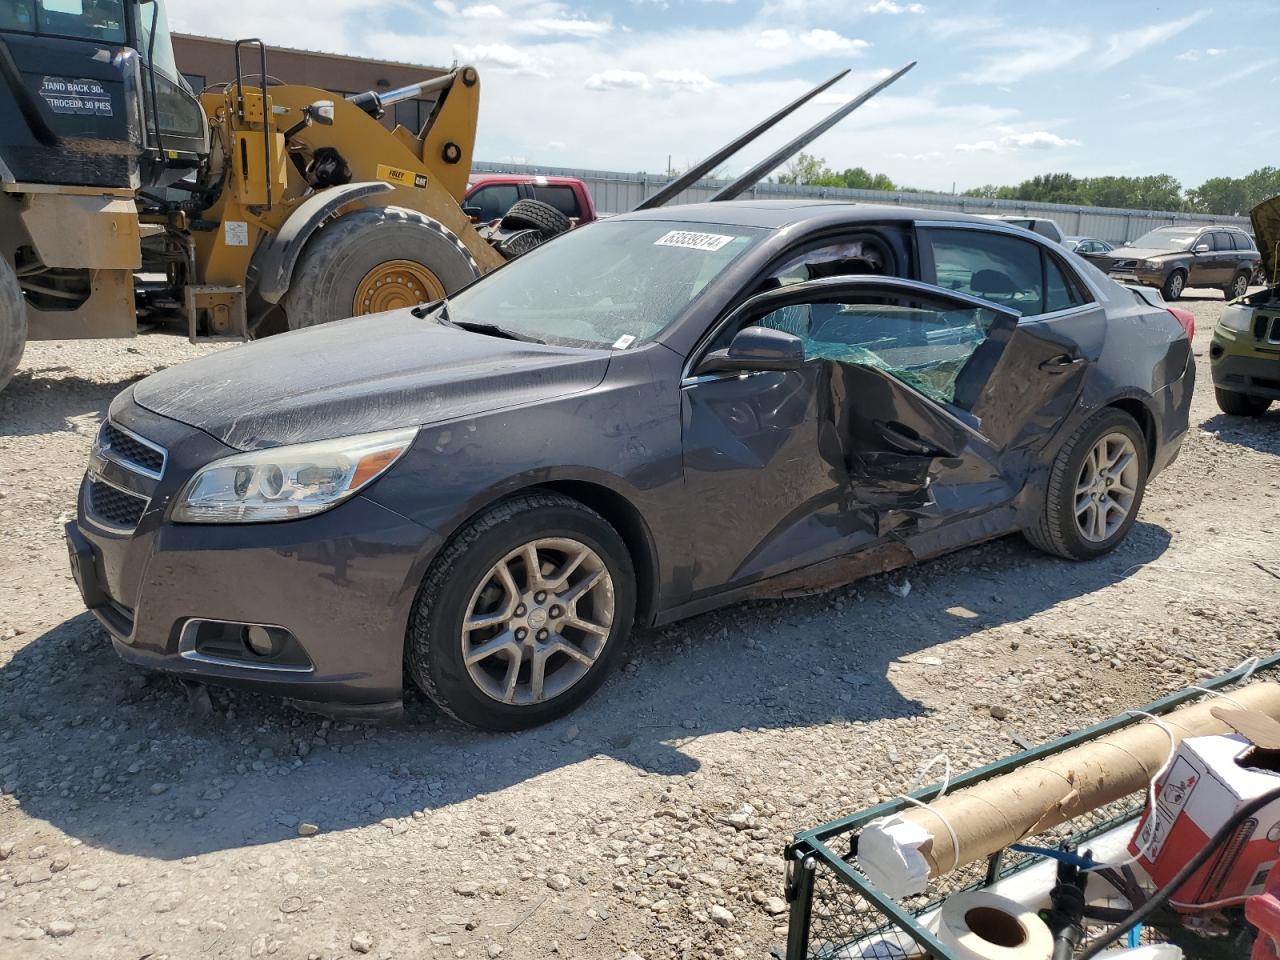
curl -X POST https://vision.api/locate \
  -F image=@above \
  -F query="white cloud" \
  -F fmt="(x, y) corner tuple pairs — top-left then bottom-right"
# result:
(521, 16), (611, 37)
(755, 28), (790, 49)
(585, 69), (650, 90)
(1176, 46), (1226, 62)
(1096, 11), (1209, 69)
(800, 29), (868, 53)
(964, 32), (1091, 84)
(655, 68), (716, 91)
(956, 130), (1080, 153)
(433, 0), (458, 13)
(461, 4), (504, 18)
(453, 42), (549, 76)
(867, 0), (925, 13)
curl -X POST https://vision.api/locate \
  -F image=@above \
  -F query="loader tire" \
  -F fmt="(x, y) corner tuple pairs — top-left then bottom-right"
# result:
(500, 198), (571, 237)
(0, 256), (27, 393)
(282, 206), (481, 330)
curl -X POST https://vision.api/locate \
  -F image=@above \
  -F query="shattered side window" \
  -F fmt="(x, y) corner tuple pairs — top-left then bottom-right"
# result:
(758, 297), (1004, 409)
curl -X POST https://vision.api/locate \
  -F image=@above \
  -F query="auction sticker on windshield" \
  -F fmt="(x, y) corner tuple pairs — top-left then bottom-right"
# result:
(654, 230), (734, 252)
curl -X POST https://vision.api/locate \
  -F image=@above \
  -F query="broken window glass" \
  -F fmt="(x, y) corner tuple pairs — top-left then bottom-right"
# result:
(757, 297), (1004, 409)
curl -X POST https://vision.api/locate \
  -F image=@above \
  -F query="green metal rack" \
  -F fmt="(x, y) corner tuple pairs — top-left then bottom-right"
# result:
(780, 653), (1280, 960)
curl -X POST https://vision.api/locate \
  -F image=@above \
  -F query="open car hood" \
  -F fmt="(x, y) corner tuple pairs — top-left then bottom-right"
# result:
(1252, 195), (1280, 285)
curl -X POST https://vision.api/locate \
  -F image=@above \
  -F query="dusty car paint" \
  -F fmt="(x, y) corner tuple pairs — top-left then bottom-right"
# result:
(66, 201), (1195, 718)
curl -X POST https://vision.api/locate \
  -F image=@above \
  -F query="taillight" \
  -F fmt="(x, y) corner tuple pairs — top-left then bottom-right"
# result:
(1167, 306), (1195, 341)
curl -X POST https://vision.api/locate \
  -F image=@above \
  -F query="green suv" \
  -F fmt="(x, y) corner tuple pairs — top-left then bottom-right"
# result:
(1210, 197), (1279, 416)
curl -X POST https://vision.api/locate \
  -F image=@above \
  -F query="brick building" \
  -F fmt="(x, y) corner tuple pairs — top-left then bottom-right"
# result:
(172, 34), (444, 132)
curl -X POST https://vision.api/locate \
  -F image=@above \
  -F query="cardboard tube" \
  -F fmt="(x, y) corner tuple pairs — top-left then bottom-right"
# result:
(900, 681), (1280, 878)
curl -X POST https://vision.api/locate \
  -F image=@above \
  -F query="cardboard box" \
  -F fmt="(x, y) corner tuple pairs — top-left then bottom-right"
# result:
(1130, 734), (1280, 911)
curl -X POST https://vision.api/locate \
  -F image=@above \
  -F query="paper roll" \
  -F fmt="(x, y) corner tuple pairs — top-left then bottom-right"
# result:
(933, 891), (1054, 960)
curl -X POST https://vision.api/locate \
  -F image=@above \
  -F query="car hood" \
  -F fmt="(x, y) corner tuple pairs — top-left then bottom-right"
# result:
(132, 311), (611, 450)
(1252, 195), (1279, 285)
(1104, 247), (1179, 261)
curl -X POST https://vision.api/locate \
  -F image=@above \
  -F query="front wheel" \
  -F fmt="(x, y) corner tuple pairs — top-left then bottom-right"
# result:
(407, 492), (635, 730)
(1161, 270), (1185, 301)
(281, 207), (481, 330)
(1215, 387), (1271, 417)
(0, 256), (27, 393)
(1024, 408), (1149, 560)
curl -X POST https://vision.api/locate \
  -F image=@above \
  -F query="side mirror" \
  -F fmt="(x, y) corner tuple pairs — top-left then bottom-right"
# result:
(1193, 243), (1210, 253)
(461, 204), (482, 223)
(694, 326), (805, 377)
(307, 100), (335, 126)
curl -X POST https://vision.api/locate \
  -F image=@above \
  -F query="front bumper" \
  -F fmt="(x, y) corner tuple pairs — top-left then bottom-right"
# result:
(67, 397), (438, 714)
(1210, 326), (1280, 400)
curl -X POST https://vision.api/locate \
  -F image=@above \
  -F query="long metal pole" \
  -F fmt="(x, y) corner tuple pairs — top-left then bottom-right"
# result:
(708, 61), (916, 203)
(631, 69), (851, 211)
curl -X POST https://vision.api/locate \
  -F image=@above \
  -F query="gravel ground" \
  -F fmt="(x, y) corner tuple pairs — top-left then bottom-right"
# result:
(1, 292), (1279, 960)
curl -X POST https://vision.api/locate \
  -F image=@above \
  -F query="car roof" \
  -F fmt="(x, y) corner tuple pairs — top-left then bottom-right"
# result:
(614, 199), (1016, 231)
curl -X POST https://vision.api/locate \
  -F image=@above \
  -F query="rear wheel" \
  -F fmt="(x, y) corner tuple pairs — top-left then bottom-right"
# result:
(1215, 387), (1271, 417)
(407, 492), (636, 730)
(1161, 270), (1185, 301)
(0, 256), (26, 393)
(1024, 408), (1148, 560)
(282, 206), (480, 330)
(1226, 271), (1250, 300)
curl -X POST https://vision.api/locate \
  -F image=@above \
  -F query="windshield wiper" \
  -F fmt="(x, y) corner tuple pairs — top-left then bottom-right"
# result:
(448, 319), (546, 345)
(415, 299), (545, 343)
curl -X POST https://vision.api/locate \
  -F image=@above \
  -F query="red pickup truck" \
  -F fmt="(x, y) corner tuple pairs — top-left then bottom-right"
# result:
(463, 174), (598, 227)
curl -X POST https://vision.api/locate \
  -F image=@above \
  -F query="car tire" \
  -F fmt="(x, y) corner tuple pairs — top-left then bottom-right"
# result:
(0, 255), (26, 394)
(406, 492), (636, 731)
(1225, 271), (1250, 300)
(1161, 270), (1186, 301)
(500, 199), (571, 237)
(1215, 387), (1271, 417)
(282, 206), (481, 330)
(1024, 407), (1149, 561)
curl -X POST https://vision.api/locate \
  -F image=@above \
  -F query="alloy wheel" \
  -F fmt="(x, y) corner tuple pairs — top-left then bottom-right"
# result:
(1168, 273), (1184, 298)
(1232, 274), (1249, 298)
(461, 538), (616, 705)
(1075, 432), (1139, 542)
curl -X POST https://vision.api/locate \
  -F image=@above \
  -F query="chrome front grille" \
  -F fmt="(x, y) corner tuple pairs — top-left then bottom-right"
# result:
(86, 420), (167, 533)
(1254, 314), (1280, 344)
(98, 421), (167, 479)
(1109, 258), (1137, 271)
(86, 476), (149, 532)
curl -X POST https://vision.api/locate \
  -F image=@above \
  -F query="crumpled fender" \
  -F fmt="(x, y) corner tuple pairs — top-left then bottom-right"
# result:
(249, 181), (394, 304)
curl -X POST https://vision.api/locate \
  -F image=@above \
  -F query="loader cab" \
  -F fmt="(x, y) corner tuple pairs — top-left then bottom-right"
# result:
(0, 0), (205, 191)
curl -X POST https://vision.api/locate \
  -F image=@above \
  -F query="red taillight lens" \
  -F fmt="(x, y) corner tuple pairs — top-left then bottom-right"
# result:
(1168, 306), (1195, 341)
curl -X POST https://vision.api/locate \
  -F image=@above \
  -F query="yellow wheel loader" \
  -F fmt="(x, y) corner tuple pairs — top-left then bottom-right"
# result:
(0, 0), (912, 396)
(0, 1), (530, 392)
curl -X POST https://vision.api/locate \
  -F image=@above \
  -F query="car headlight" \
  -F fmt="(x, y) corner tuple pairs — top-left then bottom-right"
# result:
(1218, 304), (1253, 334)
(173, 427), (417, 523)
(1141, 260), (1160, 270)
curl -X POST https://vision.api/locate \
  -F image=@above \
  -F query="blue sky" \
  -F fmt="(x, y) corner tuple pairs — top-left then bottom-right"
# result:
(168, 0), (1277, 193)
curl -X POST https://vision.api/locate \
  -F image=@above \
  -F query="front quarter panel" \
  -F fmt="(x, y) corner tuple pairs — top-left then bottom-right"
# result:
(364, 345), (686, 603)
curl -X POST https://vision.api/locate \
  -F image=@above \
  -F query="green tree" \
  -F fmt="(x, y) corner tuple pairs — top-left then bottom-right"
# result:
(777, 152), (834, 185)
(963, 184), (1019, 200)
(1188, 167), (1280, 216)
(838, 166), (897, 191)
(1083, 175), (1184, 211)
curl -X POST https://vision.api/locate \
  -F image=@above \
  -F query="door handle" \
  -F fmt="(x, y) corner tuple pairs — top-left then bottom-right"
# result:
(1040, 354), (1086, 373)
(876, 421), (943, 457)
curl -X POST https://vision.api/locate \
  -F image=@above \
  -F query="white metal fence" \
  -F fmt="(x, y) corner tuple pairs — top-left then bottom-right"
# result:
(472, 161), (1251, 245)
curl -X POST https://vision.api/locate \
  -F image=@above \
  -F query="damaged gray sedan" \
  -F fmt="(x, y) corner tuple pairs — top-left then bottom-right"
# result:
(67, 201), (1194, 729)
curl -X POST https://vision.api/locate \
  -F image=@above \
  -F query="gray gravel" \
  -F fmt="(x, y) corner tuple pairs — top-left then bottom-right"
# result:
(1, 293), (1278, 959)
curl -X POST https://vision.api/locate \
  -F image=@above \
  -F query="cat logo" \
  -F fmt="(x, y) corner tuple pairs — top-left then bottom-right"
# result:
(376, 164), (428, 190)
